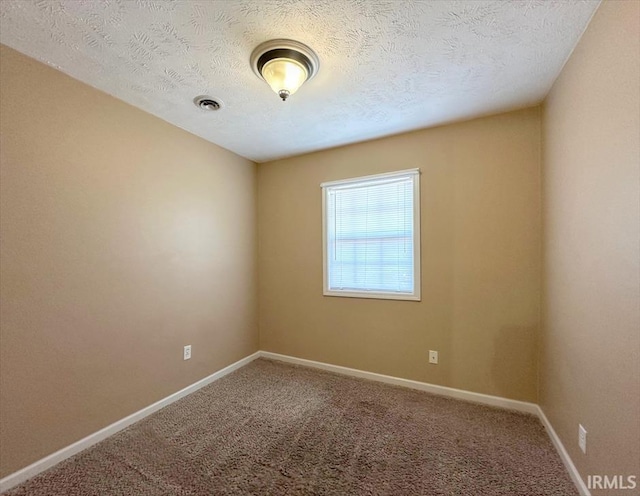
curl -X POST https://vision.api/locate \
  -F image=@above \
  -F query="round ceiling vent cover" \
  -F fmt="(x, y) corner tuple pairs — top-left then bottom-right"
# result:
(194, 96), (222, 111)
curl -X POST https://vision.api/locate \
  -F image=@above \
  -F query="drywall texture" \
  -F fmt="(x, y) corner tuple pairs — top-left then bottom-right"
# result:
(0, 45), (258, 477)
(0, 0), (599, 162)
(540, 0), (640, 492)
(258, 107), (541, 403)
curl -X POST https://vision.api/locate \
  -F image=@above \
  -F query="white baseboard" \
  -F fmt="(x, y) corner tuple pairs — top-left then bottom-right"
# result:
(1, 349), (586, 496)
(260, 351), (588, 496)
(537, 406), (590, 496)
(0, 351), (261, 493)
(259, 351), (539, 415)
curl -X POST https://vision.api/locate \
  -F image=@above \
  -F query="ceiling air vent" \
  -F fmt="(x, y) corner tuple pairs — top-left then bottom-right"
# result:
(194, 96), (222, 111)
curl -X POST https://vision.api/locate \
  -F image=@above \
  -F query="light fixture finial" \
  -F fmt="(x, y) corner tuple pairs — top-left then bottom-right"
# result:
(278, 90), (290, 101)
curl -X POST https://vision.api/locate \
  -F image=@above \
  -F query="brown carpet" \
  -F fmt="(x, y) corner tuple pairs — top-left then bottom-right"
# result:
(4, 359), (577, 495)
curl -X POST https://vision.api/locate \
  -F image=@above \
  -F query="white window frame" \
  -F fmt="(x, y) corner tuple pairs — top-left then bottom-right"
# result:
(321, 168), (421, 301)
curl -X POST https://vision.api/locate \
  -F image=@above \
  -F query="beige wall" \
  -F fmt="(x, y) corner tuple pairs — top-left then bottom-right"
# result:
(0, 45), (258, 477)
(258, 107), (541, 403)
(5, 0), (637, 485)
(540, 0), (640, 492)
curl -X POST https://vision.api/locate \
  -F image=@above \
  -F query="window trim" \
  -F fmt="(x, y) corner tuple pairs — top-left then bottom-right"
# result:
(321, 168), (421, 301)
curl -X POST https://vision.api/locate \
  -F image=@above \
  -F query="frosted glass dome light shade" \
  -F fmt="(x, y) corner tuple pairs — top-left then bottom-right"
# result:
(251, 40), (320, 102)
(261, 58), (308, 101)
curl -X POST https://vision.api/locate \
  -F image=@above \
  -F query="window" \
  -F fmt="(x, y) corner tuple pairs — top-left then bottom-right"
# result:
(321, 169), (421, 301)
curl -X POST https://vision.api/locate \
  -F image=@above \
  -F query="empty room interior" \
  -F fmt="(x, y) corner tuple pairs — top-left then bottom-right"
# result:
(0, 1), (638, 495)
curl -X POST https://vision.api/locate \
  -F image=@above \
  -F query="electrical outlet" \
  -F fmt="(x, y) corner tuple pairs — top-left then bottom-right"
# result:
(183, 345), (192, 361)
(429, 350), (438, 364)
(578, 424), (587, 454)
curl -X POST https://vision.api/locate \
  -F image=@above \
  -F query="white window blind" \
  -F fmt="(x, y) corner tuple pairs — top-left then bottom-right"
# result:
(322, 169), (420, 301)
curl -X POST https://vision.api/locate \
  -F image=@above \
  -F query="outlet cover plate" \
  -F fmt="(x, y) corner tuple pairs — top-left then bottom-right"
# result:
(578, 424), (587, 454)
(184, 345), (192, 361)
(429, 350), (438, 364)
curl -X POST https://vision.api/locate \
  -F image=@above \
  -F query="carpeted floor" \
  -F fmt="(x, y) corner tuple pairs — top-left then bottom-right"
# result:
(4, 359), (577, 495)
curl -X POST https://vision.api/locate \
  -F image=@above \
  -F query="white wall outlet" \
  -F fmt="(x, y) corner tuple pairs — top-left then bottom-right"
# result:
(578, 424), (587, 454)
(429, 350), (438, 364)
(183, 345), (192, 361)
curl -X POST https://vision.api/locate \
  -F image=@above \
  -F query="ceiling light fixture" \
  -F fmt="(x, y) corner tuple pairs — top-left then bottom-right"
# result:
(250, 39), (319, 101)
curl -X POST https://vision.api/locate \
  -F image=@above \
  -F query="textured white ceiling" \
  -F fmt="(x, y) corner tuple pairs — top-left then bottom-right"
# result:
(0, 0), (600, 162)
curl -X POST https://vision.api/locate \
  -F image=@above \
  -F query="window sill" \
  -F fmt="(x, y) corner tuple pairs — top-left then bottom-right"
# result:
(323, 290), (421, 302)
